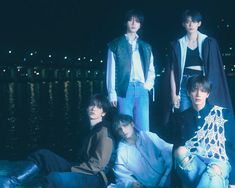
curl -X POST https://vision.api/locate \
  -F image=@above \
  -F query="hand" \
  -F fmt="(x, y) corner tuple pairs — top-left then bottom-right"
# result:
(172, 95), (180, 109)
(110, 101), (117, 107)
(229, 185), (235, 188)
(132, 182), (144, 188)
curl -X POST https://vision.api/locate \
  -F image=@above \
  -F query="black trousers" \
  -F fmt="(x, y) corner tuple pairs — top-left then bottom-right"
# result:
(28, 149), (71, 174)
(27, 149), (105, 188)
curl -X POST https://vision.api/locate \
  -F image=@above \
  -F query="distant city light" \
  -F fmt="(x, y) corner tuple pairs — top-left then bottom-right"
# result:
(9, 50), (12, 54)
(67, 70), (70, 73)
(64, 56), (67, 60)
(226, 24), (230, 28)
(83, 57), (86, 59)
(3, 69), (6, 72)
(229, 47), (233, 50)
(90, 59), (93, 62)
(48, 55), (52, 58)
(77, 58), (81, 61)
(100, 60), (103, 63)
(30, 53), (33, 56)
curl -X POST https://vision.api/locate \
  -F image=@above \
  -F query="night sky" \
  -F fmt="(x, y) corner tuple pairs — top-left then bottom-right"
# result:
(0, 0), (234, 56)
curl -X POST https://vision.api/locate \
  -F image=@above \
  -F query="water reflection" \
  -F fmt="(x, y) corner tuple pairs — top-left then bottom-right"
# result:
(0, 80), (105, 160)
(0, 76), (234, 160)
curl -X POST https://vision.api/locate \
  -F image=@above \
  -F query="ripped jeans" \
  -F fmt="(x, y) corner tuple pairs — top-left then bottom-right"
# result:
(174, 148), (231, 188)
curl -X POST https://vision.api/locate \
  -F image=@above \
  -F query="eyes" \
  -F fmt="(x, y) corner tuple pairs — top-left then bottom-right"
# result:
(128, 17), (140, 23)
(191, 88), (207, 92)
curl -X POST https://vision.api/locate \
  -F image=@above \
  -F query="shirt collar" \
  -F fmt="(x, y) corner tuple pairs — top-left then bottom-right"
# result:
(125, 34), (139, 43)
(191, 103), (212, 118)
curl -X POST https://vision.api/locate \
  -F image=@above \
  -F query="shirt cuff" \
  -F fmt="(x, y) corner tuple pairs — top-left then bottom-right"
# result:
(108, 91), (117, 102)
(144, 82), (153, 90)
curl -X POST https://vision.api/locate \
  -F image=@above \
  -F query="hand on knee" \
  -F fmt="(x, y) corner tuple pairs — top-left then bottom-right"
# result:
(174, 146), (191, 167)
(207, 164), (222, 176)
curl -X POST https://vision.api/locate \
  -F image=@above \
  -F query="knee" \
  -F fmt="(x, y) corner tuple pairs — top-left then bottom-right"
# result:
(174, 147), (191, 167)
(207, 164), (222, 177)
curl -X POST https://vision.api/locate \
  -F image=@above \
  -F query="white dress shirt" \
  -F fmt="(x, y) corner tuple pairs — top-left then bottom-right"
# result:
(106, 34), (155, 102)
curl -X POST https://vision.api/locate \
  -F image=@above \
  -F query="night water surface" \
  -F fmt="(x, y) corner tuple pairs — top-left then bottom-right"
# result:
(0, 77), (234, 160)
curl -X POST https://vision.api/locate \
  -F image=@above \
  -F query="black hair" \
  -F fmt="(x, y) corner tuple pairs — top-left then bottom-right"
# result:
(181, 9), (202, 23)
(113, 113), (133, 131)
(88, 93), (110, 114)
(124, 9), (144, 26)
(186, 75), (212, 93)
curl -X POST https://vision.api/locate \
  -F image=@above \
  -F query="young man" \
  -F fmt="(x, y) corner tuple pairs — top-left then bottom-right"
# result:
(108, 114), (173, 188)
(106, 9), (155, 131)
(0, 94), (114, 188)
(167, 75), (235, 188)
(162, 9), (233, 125)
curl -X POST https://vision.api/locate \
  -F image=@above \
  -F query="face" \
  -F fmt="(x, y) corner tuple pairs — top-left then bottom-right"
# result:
(183, 16), (201, 34)
(87, 104), (105, 121)
(188, 86), (209, 108)
(126, 16), (141, 34)
(117, 123), (135, 140)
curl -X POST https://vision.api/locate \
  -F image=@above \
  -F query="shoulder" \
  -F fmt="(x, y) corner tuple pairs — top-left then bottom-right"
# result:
(108, 36), (126, 48)
(138, 38), (152, 49)
(170, 40), (180, 50)
(173, 108), (194, 124)
(219, 106), (234, 120)
(202, 37), (219, 46)
(116, 141), (128, 156)
(95, 121), (113, 138)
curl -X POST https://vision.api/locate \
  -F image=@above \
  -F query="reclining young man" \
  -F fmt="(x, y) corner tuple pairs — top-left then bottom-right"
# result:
(108, 113), (173, 188)
(0, 94), (115, 188)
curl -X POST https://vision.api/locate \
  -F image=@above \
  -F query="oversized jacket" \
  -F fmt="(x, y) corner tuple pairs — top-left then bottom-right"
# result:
(71, 120), (114, 185)
(161, 33), (233, 124)
(107, 35), (153, 98)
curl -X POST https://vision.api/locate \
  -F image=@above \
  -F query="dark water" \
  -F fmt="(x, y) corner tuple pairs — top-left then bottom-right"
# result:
(0, 79), (105, 160)
(0, 76), (234, 160)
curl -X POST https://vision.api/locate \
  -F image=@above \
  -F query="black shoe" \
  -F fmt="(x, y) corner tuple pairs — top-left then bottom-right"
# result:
(0, 161), (40, 188)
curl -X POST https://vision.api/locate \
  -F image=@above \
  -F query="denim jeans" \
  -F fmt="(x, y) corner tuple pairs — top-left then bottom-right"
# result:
(175, 152), (230, 188)
(179, 76), (192, 112)
(47, 172), (105, 188)
(118, 82), (149, 131)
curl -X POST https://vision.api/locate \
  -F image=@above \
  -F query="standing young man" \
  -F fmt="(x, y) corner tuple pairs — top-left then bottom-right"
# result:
(106, 9), (155, 131)
(108, 114), (173, 188)
(0, 94), (115, 188)
(167, 75), (235, 188)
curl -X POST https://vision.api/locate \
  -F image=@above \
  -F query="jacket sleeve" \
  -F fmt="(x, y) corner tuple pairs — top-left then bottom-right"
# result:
(111, 146), (138, 188)
(144, 52), (155, 90)
(146, 132), (173, 186)
(224, 110), (235, 185)
(72, 127), (113, 174)
(106, 49), (117, 102)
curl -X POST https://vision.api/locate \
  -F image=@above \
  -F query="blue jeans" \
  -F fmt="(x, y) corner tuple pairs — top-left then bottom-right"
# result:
(175, 152), (230, 188)
(179, 76), (192, 112)
(118, 82), (149, 131)
(46, 172), (104, 188)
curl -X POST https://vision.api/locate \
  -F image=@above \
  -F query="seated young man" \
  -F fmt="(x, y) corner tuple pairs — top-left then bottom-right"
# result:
(108, 114), (173, 188)
(0, 94), (115, 188)
(167, 75), (235, 188)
